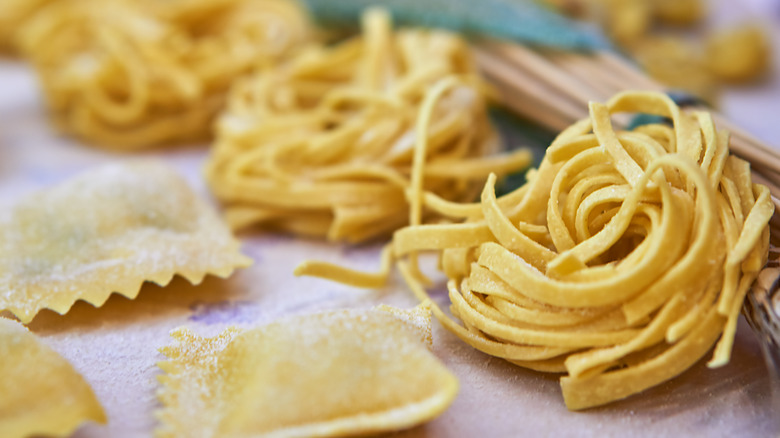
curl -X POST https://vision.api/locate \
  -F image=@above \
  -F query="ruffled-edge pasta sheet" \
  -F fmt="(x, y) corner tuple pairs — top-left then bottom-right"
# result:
(0, 317), (106, 438)
(0, 161), (252, 323)
(156, 304), (458, 438)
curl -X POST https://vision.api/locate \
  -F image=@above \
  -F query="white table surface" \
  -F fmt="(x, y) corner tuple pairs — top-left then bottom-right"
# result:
(1, 1), (780, 436)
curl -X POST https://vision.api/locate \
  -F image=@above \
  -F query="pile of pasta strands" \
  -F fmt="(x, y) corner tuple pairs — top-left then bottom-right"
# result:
(206, 9), (531, 243)
(299, 91), (774, 409)
(0, 0), (52, 53)
(17, 0), (312, 149)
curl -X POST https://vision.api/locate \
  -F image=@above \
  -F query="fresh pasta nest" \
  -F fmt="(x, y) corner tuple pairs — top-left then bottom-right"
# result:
(17, 0), (312, 149)
(0, 0), (52, 53)
(0, 161), (252, 323)
(206, 8), (531, 243)
(300, 91), (774, 409)
(156, 305), (458, 437)
(0, 317), (106, 438)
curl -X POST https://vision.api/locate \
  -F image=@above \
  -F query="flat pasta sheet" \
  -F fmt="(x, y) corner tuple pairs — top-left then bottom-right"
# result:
(0, 161), (252, 323)
(0, 317), (106, 438)
(156, 305), (458, 438)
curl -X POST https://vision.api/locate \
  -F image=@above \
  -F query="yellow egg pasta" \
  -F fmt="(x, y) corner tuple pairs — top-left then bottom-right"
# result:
(0, 161), (252, 323)
(0, 317), (106, 438)
(206, 8), (532, 243)
(0, 0), (52, 53)
(297, 91), (774, 410)
(705, 25), (770, 83)
(17, 0), (312, 149)
(156, 304), (458, 437)
(632, 36), (717, 103)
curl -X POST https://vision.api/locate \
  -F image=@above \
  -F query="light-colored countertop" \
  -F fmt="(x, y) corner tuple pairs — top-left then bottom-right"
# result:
(1, 2), (779, 436)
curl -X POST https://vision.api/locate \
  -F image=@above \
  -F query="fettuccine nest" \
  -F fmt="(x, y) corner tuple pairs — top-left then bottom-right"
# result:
(17, 0), (312, 149)
(206, 9), (531, 243)
(299, 90), (774, 409)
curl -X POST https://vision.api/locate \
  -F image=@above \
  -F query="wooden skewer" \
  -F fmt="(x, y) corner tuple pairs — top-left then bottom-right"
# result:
(544, 53), (618, 99)
(748, 173), (780, 239)
(473, 40), (780, 181)
(752, 168), (780, 198)
(483, 41), (601, 105)
(490, 83), (573, 132)
(474, 48), (587, 126)
(732, 140), (780, 175)
(709, 112), (780, 161)
(594, 51), (664, 92)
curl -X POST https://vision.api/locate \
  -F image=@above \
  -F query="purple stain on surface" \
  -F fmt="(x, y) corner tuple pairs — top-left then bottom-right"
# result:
(188, 300), (258, 324)
(27, 169), (65, 185)
(340, 242), (385, 261)
(428, 283), (449, 300)
(238, 242), (265, 264)
(240, 233), (307, 263)
(258, 233), (300, 248)
(277, 289), (345, 315)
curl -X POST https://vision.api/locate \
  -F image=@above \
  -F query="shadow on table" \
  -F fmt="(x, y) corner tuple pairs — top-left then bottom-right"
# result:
(22, 273), (248, 335)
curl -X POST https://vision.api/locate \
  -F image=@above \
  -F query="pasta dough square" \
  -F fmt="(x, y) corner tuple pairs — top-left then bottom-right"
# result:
(156, 304), (458, 437)
(0, 317), (106, 438)
(0, 161), (252, 323)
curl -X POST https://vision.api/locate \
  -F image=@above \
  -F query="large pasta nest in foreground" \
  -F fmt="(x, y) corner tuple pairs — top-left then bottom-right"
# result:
(390, 91), (774, 409)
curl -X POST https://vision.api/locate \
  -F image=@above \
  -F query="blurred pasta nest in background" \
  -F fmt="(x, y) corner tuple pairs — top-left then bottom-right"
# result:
(14, 0), (313, 149)
(0, 0), (52, 53)
(543, 0), (772, 102)
(205, 9), (531, 243)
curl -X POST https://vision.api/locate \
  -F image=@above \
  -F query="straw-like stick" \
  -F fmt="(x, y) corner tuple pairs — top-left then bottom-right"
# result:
(474, 48), (587, 123)
(474, 40), (780, 180)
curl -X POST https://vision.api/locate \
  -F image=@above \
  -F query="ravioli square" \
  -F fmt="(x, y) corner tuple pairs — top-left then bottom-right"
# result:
(156, 305), (458, 437)
(0, 161), (252, 323)
(0, 317), (106, 438)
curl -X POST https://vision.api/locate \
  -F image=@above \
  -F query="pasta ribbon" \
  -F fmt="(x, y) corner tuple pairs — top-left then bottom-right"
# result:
(17, 0), (312, 149)
(298, 90), (774, 409)
(206, 8), (532, 243)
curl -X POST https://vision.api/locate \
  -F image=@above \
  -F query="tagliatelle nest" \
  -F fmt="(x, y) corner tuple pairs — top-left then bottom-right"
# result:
(298, 90), (774, 410)
(0, 0), (53, 53)
(17, 0), (312, 149)
(205, 8), (532, 243)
